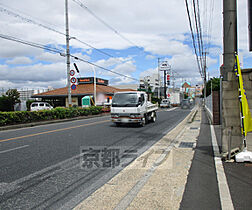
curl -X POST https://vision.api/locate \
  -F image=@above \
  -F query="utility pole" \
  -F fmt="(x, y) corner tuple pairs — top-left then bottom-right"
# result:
(223, 0), (237, 81)
(65, 0), (71, 107)
(158, 58), (160, 99)
(203, 52), (207, 105)
(222, 0), (240, 155)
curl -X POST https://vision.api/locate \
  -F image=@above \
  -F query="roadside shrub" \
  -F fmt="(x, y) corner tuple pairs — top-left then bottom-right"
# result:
(0, 106), (103, 126)
(89, 106), (102, 115)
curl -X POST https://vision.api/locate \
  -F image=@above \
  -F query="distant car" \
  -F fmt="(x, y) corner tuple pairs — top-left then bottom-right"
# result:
(160, 99), (171, 108)
(180, 99), (190, 109)
(30, 102), (53, 111)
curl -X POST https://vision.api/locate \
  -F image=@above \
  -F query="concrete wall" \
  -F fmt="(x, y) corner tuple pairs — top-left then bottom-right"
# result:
(241, 69), (252, 151)
(222, 69), (252, 154)
(222, 72), (242, 154)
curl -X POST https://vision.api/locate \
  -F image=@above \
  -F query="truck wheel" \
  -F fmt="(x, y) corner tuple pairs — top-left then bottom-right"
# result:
(141, 116), (146, 127)
(115, 122), (121, 127)
(151, 112), (156, 123)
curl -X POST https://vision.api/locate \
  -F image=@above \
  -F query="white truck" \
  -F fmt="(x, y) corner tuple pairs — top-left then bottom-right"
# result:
(111, 91), (158, 126)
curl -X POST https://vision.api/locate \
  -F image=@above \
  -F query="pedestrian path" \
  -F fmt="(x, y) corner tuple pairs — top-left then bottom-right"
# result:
(74, 107), (201, 210)
(180, 109), (222, 209)
(74, 107), (252, 210)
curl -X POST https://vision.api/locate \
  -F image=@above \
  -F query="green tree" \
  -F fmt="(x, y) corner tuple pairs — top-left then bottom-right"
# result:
(0, 95), (12, 111)
(202, 77), (220, 97)
(6, 89), (21, 111)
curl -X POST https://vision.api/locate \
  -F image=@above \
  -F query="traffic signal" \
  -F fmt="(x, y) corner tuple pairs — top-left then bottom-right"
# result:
(167, 74), (170, 85)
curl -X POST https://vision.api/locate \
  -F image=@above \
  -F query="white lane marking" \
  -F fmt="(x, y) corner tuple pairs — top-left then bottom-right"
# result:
(210, 125), (234, 210)
(166, 107), (178, 112)
(0, 145), (29, 154)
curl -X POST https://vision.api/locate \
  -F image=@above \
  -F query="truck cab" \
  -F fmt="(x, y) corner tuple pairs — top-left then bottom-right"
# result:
(111, 91), (158, 126)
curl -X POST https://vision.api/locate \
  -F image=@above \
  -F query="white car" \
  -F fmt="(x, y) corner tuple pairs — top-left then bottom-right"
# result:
(30, 102), (53, 111)
(160, 99), (171, 108)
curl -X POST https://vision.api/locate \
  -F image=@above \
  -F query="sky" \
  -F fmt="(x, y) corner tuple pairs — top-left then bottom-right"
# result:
(0, 0), (250, 90)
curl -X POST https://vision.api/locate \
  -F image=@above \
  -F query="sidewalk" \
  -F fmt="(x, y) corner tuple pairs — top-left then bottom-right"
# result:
(74, 107), (252, 210)
(74, 107), (201, 210)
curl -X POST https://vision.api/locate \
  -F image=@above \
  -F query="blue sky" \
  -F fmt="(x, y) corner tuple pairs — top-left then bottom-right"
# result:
(0, 0), (250, 90)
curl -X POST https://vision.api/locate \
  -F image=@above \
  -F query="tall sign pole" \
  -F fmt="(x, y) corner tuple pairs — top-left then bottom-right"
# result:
(164, 70), (167, 99)
(160, 61), (171, 99)
(65, 0), (72, 107)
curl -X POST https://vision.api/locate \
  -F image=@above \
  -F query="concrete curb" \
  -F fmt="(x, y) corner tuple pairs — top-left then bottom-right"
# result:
(0, 113), (110, 131)
(187, 106), (198, 123)
(204, 106), (213, 124)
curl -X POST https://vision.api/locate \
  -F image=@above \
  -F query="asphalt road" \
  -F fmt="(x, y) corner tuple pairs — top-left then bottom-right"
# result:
(0, 108), (191, 210)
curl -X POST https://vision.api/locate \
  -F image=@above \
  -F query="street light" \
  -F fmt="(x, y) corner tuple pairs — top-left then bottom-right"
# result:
(91, 65), (96, 106)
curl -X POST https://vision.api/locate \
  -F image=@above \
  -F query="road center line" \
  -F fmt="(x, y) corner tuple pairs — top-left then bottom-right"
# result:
(210, 125), (234, 210)
(166, 107), (178, 111)
(0, 119), (110, 143)
(0, 145), (29, 154)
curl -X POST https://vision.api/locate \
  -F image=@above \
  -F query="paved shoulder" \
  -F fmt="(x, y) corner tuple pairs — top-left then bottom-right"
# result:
(180, 109), (221, 210)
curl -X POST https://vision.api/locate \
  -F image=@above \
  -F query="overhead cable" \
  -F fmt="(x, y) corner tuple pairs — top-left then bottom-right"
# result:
(71, 0), (143, 51)
(0, 33), (138, 81)
(184, 0), (203, 77)
(0, 4), (115, 59)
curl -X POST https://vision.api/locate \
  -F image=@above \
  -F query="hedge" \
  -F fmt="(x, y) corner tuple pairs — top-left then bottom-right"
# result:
(0, 106), (103, 126)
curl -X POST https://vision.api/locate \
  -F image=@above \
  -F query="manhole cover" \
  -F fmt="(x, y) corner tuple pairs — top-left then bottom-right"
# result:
(179, 142), (195, 148)
(190, 127), (199, 130)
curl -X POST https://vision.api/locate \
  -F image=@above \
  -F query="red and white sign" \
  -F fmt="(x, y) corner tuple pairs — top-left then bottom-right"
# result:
(71, 77), (77, 84)
(167, 93), (170, 97)
(70, 69), (75, 76)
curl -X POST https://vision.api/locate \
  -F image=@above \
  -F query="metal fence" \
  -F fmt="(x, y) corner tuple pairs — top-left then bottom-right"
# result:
(205, 93), (213, 115)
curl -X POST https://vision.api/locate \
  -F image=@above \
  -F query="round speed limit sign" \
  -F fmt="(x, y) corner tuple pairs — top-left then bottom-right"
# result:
(70, 70), (75, 76)
(71, 77), (77, 83)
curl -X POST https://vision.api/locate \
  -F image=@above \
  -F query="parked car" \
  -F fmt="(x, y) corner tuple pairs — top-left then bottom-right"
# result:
(30, 102), (53, 111)
(160, 99), (171, 108)
(180, 99), (191, 109)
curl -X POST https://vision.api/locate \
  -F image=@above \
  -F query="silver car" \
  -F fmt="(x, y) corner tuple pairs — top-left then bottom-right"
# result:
(160, 99), (171, 108)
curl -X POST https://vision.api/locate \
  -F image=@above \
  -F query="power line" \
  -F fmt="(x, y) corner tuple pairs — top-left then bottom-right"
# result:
(0, 3), (147, 76)
(0, 33), (138, 82)
(0, 5), (65, 36)
(192, 0), (204, 71)
(184, 0), (203, 77)
(0, 4), (116, 59)
(71, 0), (143, 51)
(72, 56), (138, 81)
(0, 33), (63, 54)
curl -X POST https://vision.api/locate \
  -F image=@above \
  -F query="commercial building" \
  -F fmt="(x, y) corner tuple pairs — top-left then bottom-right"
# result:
(32, 77), (135, 107)
(139, 74), (159, 92)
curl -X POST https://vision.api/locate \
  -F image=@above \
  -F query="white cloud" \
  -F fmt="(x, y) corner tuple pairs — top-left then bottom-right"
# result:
(145, 55), (156, 60)
(6, 56), (33, 65)
(0, 0), (248, 89)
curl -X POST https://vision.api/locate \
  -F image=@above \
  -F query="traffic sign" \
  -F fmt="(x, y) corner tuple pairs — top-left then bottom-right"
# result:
(160, 61), (170, 71)
(167, 93), (170, 97)
(71, 77), (77, 83)
(71, 84), (77, 90)
(70, 70), (75, 76)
